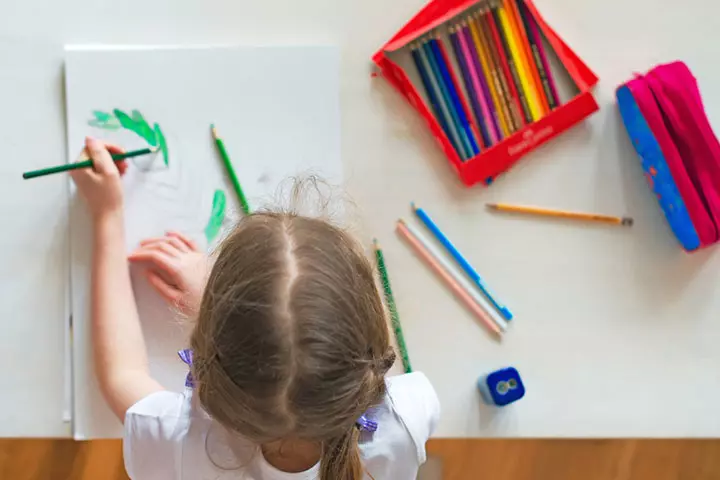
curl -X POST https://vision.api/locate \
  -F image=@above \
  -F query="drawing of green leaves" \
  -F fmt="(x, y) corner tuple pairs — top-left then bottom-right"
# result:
(88, 110), (121, 130)
(113, 108), (158, 146)
(87, 108), (170, 168)
(204, 190), (227, 243)
(154, 123), (169, 167)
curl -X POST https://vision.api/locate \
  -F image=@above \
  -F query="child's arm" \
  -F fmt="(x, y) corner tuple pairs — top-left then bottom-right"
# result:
(72, 137), (163, 421)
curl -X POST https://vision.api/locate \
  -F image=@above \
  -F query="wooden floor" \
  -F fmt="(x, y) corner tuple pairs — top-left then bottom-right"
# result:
(1, 439), (719, 479)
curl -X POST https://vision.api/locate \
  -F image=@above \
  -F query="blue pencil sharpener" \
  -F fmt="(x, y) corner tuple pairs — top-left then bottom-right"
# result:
(478, 367), (525, 406)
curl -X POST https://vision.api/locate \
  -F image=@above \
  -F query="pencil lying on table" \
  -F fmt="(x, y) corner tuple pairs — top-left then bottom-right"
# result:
(211, 124), (251, 215)
(373, 239), (412, 374)
(22, 147), (157, 180)
(487, 203), (634, 226)
(397, 219), (506, 337)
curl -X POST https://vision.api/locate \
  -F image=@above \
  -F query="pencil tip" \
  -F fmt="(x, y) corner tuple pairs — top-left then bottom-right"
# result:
(410, 201), (416, 209)
(210, 124), (218, 139)
(149, 146), (159, 153)
(622, 217), (634, 227)
(486, 203), (498, 210)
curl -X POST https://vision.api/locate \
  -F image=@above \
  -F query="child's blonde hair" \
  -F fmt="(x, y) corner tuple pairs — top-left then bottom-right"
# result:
(190, 212), (395, 480)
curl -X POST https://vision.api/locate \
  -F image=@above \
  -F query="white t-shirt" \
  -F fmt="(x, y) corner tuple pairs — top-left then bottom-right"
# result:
(123, 372), (440, 480)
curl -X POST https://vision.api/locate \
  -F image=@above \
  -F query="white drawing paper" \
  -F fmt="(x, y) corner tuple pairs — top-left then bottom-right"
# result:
(65, 45), (342, 439)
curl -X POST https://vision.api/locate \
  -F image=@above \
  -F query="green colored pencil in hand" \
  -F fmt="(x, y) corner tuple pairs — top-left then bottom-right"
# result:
(22, 147), (158, 180)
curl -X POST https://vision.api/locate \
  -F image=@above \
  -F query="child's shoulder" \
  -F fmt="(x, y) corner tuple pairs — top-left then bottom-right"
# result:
(360, 372), (440, 466)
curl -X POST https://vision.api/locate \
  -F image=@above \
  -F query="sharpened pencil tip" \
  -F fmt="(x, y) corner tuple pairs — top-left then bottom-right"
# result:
(149, 146), (159, 153)
(410, 201), (417, 210)
(210, 124), (219, 140)
(621, 217), (634, 227)
(486, 203), (498, 210)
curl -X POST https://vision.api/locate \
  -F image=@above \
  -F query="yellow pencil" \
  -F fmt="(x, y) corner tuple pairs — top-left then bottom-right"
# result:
(468, 15), (510, 138)
(487, 203), (634, 227)
(497, 1), (543, 121)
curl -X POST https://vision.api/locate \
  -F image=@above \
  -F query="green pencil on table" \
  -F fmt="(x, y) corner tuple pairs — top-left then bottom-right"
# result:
(211, 124), (250, 215)
(22, 147), (157, 180)
(374, 239), (412, 374)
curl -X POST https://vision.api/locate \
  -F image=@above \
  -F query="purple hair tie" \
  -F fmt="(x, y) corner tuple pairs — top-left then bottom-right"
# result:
(178, 349), (194, 388)
(356, 414), (378, 433)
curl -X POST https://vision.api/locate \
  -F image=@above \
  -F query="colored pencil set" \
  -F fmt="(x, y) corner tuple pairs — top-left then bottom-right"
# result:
(397, 204), (512, 338)
(410, 0), (560, 160)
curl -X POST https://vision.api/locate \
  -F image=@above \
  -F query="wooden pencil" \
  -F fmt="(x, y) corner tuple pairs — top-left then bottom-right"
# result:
(416, 42), (467, 158)
(477, 8), (520, 133)
(468, 14), (510, 138)
(430, 35), (481, 156)
(397, 219), (505, 337)
(517, 0), (560, 109)
(411, 43), (454, 148)
(484, 4), (524, 130)
(490, 0), (533, 124)
(374, 239), (413, 374)
(497, 0), (543, 121)
(487, 203), (634, 226)
(211, 124), (250, 215)
(460, 22), (501, 144)
(22, 147), (157, 180)
(506, 0), (549, 115)
(449, 25), (490, 149)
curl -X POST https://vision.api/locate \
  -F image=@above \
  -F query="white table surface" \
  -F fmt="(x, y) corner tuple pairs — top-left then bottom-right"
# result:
(3, 0), (720, 438)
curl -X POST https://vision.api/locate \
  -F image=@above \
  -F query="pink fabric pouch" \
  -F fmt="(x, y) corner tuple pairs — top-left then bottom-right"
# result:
(617, 61), (720, 251)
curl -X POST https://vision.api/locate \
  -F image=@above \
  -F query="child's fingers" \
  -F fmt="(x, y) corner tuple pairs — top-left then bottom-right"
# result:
(117, 160), (128, 176)
(85, 137), (118, 175)
(166, 231), (199, 252)
(146, 271), (182, 305)
(138, 238), (187, 254)
(128, 249), (177, 275)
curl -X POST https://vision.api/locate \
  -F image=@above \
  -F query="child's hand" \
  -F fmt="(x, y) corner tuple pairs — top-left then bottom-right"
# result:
(70, 137), (128, 221)
(128, 231), (209, 316)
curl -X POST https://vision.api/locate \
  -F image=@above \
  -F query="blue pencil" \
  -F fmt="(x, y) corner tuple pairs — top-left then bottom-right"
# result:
(412, 203), (514, 320)
(421, 40), (471, 159)
(416, 42), (467, 159)
(411, 44), (453, 150)
(449, 27), (491, 149)
(428, 36), (480, 156)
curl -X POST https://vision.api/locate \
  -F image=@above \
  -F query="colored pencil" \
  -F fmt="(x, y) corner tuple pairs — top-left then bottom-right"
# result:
(412, 203), (513, 321)
(486, 203), (635, 226)
(411, 44), (454, 149)
(506, 0), (548, 115)
(497, 0), (543, 121)
(518, 0), (560, 109)
(468, 15), (509, 138)
(417, 41), (468, 159)
(374, 239), (413, 374)
(490, 0), (533, 124)
(22, 147), (157, 180)
(430, 36), (480, 157)
(211, 124), (250, 215)
(434, 33), (482, 154)
(449, 26), (490, 149)
(397, 219), (506, 336)
(460, 22), (501, 144)
(484, 5), (524, 130)
(424, 39), (475, 159)
(476, 9), (519, 133)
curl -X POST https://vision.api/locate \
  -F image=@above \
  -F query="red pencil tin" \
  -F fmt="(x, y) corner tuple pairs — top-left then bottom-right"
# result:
(373, 0), (600, 186)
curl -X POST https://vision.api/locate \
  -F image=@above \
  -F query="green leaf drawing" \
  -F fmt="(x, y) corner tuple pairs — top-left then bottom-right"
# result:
(154, 123), (169, 166)
(113, 108), (158, 146)
(88, 110), (121, 130)
(204, 190), (227, 243)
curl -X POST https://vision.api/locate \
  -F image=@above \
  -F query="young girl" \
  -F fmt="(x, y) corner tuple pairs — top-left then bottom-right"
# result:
(72, 137), (440, 480)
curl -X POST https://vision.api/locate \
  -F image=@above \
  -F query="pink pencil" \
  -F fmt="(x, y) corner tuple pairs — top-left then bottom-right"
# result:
(397, 219), (503, 337)
(457, 22), (498, 145)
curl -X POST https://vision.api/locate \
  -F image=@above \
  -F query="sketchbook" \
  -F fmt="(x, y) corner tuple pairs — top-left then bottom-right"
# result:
(65, 45), (342, 439)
